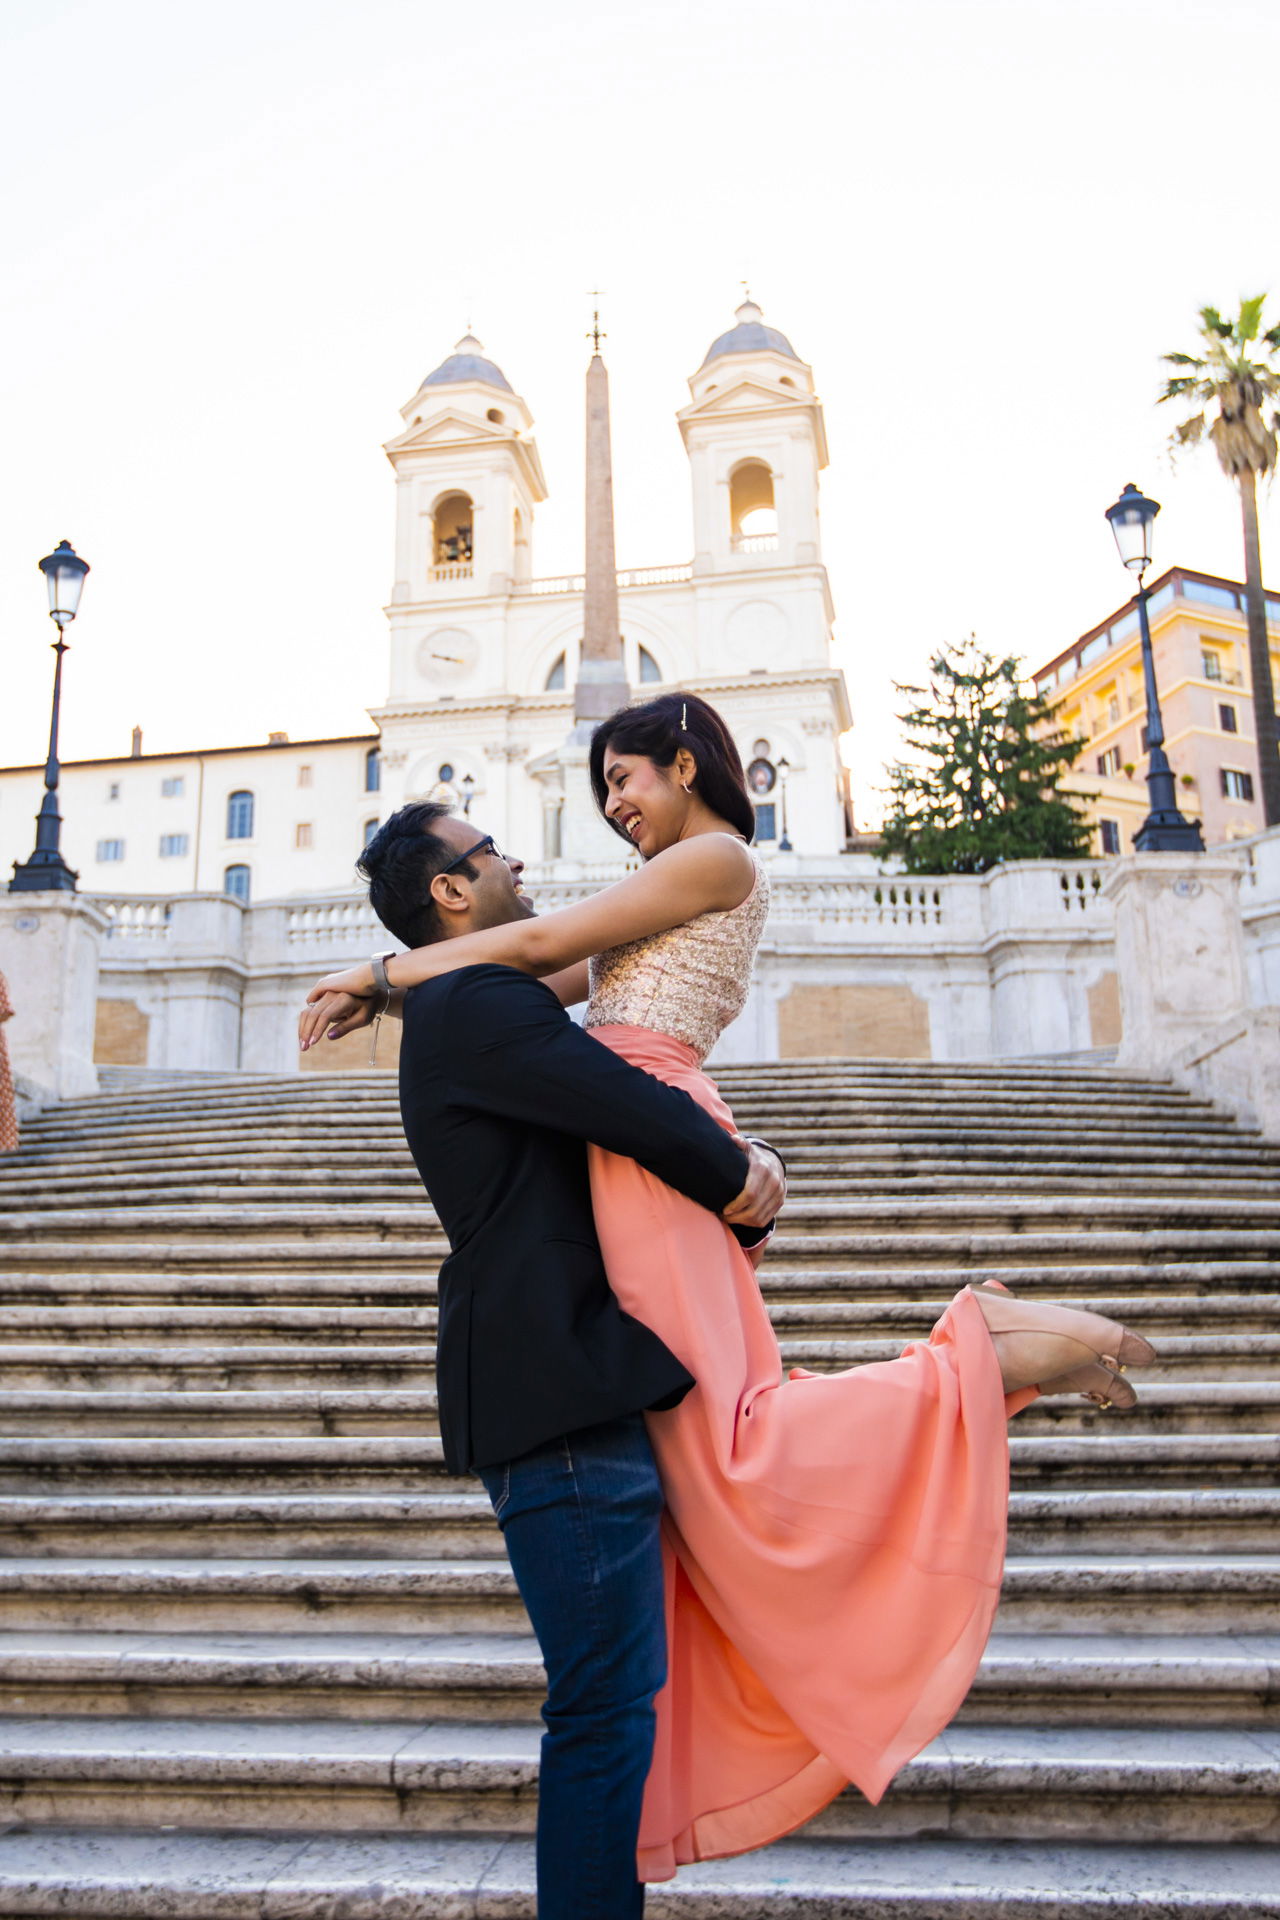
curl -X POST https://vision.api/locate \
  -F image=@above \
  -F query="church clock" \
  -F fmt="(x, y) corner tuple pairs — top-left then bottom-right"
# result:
(417, 629), (480, 687)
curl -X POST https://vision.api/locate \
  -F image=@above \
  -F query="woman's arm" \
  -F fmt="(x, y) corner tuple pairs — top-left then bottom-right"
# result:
(542, 960), (590, 1009)
(305, 833), (754, 1009)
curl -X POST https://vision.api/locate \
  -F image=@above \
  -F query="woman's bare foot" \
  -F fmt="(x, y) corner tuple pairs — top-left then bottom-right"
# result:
(971, 1284), (1155, 1402)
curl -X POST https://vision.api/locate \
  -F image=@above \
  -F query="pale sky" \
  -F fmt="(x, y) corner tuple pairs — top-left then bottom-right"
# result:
(2, 0), (1278, 826)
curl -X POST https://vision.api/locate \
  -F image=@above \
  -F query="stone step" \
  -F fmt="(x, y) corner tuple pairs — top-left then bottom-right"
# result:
(4, 1233), (1279, 1281)
(0, 1554), (1274, 1636)
(0, 1721), (1278, 1851)
(9, 1196), (1280, 1245)
(0, 1828), (1276, 1919)
(0, 1332), (1272, 1387)
(0, 1382), (1272, 1439)
(0, 1430), (1272, 1495)
(2, 1487), (1275, 1558)
(11, 1167), (1280, 1208)
(10, 1131), (1278, 1173)
(15, 1109), (1246, 1158)
(0, 1629), (1273, 1726)
(0, 1297), (1274, 1355)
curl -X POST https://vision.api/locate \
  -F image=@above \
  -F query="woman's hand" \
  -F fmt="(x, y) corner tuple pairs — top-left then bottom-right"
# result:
(299, 988), (376, 1053)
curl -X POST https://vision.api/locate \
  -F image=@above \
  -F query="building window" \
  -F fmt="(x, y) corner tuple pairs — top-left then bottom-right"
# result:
(223, 864), (251, 903)
(754, 802), (777, 842)
(1099, 819), (1121, 855)
(438, 762), (455, 783)
(1108, 696), (1121, 725)
(107, 782), (120, 801)
(161, 776), (185, 798)
(638, 645), (662, 684)
(1139, 725), (1150, 752)
(365, 747), (381, 793)
(1202, 649), (1223, 681)
(363, 817), (379, 847)
(298, 764), (313, 788)
(159, 834), (189, 858)
(1220, 704), (1239, 734)
(1096, 747), (1122, 776)
(545, 652), (567, 691)
(1222, 768), (1255, 802)
(227, 790), (254, 839)
(295, 822), (313, 850)
(96, 839), (125, 862)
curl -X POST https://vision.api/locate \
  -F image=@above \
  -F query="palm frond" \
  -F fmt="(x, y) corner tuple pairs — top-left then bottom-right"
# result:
(1238, 295), (1267, 343)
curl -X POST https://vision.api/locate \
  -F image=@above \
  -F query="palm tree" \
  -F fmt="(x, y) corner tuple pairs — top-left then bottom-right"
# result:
(1160, 296), (1280, 824)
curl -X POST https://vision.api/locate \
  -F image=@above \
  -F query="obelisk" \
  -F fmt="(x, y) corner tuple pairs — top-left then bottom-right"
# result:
(553, 309), (634, 867)
(573, 313), (630, 731)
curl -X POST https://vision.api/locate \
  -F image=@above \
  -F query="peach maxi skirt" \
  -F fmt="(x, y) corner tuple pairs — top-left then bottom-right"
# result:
(585, 1026), (1035, 1884)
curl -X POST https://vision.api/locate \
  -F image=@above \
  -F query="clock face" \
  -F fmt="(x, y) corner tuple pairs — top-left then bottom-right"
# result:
(417, 628), (479, 686)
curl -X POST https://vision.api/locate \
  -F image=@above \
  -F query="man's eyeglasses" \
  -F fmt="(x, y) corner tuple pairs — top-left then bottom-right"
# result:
(438, 834), (504, 877)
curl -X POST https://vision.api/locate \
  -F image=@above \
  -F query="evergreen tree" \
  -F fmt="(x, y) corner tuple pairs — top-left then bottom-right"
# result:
(880, 636), (1093, 875)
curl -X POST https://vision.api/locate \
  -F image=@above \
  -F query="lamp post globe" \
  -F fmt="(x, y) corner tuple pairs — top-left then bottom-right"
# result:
(1105, 482), (1160, 576)
(1100, 487), (1203, 855)
(9, 539), (91, 894)
(39, 539), (90, 628)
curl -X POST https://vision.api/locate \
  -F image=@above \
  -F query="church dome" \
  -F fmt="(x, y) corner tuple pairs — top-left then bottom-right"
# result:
(420, 332), (513, 393)
(701, 299), (798, 368)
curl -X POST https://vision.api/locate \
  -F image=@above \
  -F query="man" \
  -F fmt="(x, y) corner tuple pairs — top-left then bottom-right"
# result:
(301, 803), (784, 1920)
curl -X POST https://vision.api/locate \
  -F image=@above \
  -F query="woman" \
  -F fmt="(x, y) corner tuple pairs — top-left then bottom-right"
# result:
(301, 691), (1154, 1880)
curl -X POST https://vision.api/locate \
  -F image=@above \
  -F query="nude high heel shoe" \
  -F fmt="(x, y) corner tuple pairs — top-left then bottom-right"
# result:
(972, 1282), (1155, 1408)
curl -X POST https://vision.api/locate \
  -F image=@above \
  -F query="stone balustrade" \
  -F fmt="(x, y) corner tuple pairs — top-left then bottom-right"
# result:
(14, 829), (1263, 1113)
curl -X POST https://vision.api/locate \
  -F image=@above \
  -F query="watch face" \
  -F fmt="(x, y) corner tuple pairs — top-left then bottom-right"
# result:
(418, 629), (479, 685)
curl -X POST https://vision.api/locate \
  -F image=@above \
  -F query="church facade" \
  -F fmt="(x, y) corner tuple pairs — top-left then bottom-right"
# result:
(0, 302), (853, 902)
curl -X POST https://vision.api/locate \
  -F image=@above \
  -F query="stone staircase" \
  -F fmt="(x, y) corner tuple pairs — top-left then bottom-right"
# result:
(0, 1060), (1276, 1916)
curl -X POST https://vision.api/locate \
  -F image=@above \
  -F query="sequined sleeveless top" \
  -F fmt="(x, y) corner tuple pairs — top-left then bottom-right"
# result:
(585, 846), (770, 1064)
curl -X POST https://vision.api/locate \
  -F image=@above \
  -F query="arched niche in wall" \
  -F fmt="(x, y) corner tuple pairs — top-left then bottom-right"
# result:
(431, 491), (474, 566)
(728, 459), (778, 542)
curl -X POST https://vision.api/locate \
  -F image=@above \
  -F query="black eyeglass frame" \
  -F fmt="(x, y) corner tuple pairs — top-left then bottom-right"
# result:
(437, 833), (503, 877)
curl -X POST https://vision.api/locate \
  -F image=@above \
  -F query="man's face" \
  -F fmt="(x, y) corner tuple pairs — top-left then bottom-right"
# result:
(432, 815), (535, 935)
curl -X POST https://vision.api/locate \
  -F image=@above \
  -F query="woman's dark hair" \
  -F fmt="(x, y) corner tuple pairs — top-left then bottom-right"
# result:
(588, 692), (756, 843)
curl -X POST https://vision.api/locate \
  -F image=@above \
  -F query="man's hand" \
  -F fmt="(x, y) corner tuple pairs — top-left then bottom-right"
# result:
(298, 990), (376, 1053)
(721, 1137), (786, 1231)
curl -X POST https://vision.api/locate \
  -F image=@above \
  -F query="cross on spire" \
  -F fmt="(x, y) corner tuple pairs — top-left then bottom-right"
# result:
(587, 292), (606, 354)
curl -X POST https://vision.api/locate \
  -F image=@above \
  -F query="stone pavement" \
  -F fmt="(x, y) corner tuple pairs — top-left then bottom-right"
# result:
(0, 1059), (1276, 1915)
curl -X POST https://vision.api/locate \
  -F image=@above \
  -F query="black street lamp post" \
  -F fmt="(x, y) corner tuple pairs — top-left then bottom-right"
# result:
(776, 756), (793, 852)
(10, 540), (91, 894)
(1103, 485), (1204, 854)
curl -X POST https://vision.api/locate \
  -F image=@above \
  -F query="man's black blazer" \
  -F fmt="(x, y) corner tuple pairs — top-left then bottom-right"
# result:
(398, 964), (752, 1475)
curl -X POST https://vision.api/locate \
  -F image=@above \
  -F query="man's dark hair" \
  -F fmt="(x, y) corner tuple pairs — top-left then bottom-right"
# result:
(588, 691), (756, 843)
(357, 802), (478, 948)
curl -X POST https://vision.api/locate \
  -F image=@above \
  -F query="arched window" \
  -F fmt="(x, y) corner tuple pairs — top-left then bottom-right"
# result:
(365, 746), (381, 793)
(638, 645), (662, 684)
(545, 652), (567, 691)
(223, 864), (251, 903)
(363, 818), (380, 847)
(432, 491), (474, 568)
(729, 460), (778, 545)
(226, 790), (254, 840)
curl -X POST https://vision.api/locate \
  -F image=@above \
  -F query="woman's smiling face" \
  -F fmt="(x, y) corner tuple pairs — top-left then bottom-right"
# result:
(601, 748), (689, 857)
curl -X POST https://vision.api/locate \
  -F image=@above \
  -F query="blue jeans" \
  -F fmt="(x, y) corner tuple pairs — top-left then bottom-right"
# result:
(478, 1411), (666, 1919)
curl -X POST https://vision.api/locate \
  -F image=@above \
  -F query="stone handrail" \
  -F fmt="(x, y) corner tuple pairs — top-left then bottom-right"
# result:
(514, 562), (693, 597)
